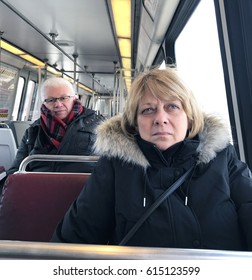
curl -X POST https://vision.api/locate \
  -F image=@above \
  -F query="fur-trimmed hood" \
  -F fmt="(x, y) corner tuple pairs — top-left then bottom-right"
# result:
(94, 113), (231, 169)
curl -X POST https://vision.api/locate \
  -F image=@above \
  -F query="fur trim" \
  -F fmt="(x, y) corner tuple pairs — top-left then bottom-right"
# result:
(94, 113), (231, 168)
(94, 115), (149, 168)
(197, 113), (231, 163)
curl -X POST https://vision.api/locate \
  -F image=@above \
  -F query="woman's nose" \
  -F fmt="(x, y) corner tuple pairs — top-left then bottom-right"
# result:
(153, 110), (168, 125)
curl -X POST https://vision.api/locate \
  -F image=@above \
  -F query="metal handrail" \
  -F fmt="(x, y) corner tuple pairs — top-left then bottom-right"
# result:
(0, 123), (9, 128)
(0, 241), (251, 260)
(18, 154), (99, 172)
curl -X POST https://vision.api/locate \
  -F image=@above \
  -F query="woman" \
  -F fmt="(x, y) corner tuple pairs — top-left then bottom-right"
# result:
(52, 67), (252, 251)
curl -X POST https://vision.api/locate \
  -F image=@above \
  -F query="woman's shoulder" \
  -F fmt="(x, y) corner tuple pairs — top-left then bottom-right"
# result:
(94, 115), (149, 169)
(197, 113), (232, 164)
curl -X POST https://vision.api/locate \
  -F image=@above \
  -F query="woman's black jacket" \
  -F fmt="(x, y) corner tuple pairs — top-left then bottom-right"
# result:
(51, 114), (252, 251)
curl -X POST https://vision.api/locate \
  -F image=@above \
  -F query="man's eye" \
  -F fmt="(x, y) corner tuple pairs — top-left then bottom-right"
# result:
(60, 96), (70, 101)
(46, 98), (54, 103)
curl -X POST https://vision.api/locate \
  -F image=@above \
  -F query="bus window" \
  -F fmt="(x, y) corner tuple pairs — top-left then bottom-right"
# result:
(21, 80), (36, 121)
(175, 0), (230, 129)
(28, 83), (38, 121)
(95, 98), (110, 118)
(0, 63), (19, 121)
(12, 76), (25, 120)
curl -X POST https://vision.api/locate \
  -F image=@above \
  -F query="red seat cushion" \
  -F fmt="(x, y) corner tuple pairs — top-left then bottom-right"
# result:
(0, 166), (5, 172)
(0, 172), (90, 242)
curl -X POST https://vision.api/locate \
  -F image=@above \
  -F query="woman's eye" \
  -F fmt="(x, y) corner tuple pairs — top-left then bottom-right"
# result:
(142, 108), (154, 115)
(166, 104), (180, 111)
(141, 108), (155, 115)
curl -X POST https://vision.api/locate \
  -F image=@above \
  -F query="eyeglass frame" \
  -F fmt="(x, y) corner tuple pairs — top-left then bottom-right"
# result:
(43, 95), (76, 104)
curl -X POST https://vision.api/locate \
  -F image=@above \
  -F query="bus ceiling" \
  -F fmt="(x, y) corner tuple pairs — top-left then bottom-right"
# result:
(0, 0), (191, 94)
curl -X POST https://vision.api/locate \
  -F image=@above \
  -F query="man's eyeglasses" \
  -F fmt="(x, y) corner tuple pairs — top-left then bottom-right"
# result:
(44, 96), (75, 104)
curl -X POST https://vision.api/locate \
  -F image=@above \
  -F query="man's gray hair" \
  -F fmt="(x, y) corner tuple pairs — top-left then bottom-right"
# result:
(40, 77), (75, 101)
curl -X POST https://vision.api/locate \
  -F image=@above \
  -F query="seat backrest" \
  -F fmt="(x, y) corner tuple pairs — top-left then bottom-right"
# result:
(0, 172), (90, 242)
(4, 121), (32, 147)
(0, 127), (18, 170)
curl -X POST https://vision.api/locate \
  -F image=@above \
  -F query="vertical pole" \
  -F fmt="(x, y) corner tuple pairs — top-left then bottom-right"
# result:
(92, 73), (95, 110)
(73, 53), (78, 92)
(113, 61), (117, 116)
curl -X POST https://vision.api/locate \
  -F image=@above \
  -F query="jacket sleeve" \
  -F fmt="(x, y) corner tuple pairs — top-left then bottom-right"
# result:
(51, 156), (116, 244)
(6, 128), (30, 175)
(228, 145), (252, 250)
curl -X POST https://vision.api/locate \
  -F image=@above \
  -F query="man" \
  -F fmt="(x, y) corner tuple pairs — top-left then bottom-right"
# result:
(3, 77), (102, 177)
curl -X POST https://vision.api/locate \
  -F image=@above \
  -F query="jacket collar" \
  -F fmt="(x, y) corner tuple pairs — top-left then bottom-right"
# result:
(135, 135), (199, 169)
(94, 114), (231, 169)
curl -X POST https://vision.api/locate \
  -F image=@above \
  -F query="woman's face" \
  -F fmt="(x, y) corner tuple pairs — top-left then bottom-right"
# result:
(136, 92), (189, 151)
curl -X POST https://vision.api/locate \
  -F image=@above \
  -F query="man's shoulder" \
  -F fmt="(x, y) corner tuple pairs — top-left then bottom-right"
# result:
(81, 108), (104, 123)
(75, 109), (103, 131)
(30, 118), (40, 127)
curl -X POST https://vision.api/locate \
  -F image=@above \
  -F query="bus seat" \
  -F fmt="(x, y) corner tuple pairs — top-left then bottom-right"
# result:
(0, 172), (90, 242)
(4, 121), (32, 147)
(0, 127), (18, 170)
(13, 121), (32, 146)
(0, 166), (6, 181)
(18, 154), (99, 172)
